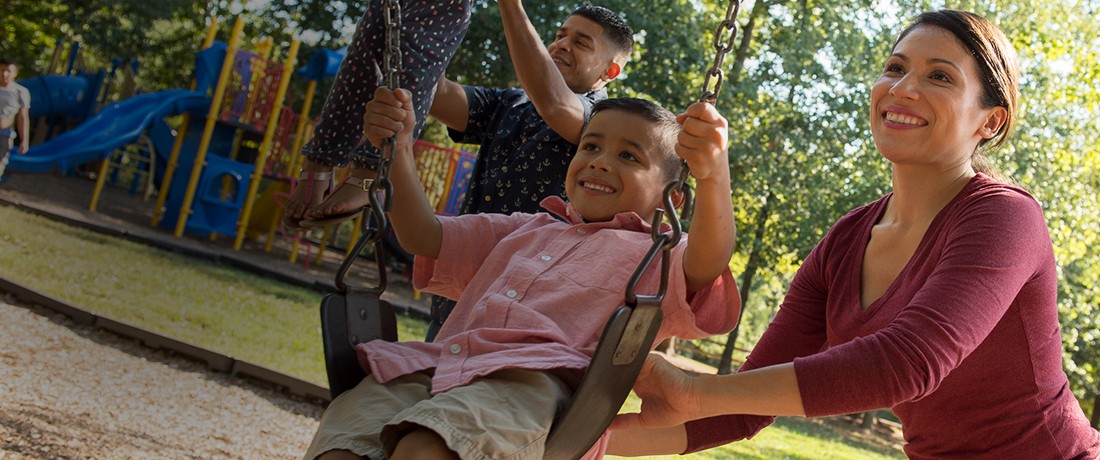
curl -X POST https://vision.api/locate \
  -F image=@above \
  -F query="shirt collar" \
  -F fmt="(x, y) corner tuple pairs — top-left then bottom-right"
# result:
(539, 196), (673, 234)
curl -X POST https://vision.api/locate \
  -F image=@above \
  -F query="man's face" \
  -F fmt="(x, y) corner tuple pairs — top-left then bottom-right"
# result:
(0, 65), (18, 86)
(546, 15), (620, 93)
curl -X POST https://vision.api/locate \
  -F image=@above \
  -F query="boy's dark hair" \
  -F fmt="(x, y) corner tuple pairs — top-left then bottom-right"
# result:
(0, 57), (17, 68)
(570, 5), (634, 58)
(591, 97), (682, 182)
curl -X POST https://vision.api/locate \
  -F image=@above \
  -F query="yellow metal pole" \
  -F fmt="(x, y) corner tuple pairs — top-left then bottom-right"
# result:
(268, 79), (318, 250)
(290, 238), (301, 264)
(234, 39), (300, 250)
(264, 213), (280, 252)
(287, 80), (317, 176)
(88, 155), (112, 212)
(152, 19), (220, 227)
(174, 17), (245, 237)
(345, 216), (362, 257)
(317, 225), (331, 264)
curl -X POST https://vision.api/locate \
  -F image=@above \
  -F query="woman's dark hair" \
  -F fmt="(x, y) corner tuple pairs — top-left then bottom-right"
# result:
(894, 10), (1020, 176)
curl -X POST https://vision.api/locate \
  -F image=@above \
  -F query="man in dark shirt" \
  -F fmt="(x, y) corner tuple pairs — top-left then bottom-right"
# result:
(425, 0), (634, 338)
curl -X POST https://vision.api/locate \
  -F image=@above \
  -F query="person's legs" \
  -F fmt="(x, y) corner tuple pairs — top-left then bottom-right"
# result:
(303, 0), (472, 225)
(390, 429), (459, 460)
(0, 131), (13, 181)
(303, 372), (433, 460)
(382, 369), (572, 460)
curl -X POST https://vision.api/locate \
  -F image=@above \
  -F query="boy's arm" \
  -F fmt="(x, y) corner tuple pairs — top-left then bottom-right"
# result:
(677, 102), (734, 293)
(364, 87), (442, 259)
(428, 74), (469, 132)
(16, 107), (29, 153)
(498, 0), (589, 144)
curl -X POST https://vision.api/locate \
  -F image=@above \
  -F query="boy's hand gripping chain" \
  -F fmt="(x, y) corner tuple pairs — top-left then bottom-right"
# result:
(319, 0), (403, 399)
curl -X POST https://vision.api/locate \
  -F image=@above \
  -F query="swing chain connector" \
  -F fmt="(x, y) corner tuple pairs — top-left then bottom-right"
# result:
(700, 0), (742, 104)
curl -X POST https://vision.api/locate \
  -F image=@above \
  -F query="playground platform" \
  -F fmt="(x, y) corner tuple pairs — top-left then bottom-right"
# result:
(0, 171), (433, 318)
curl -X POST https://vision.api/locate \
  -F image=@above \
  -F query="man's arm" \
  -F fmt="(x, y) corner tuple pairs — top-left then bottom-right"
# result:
(498, 0), (589, 144)
(677, 102), (735, 293)
(15, 107), (29, 153)
(428, 74), (469, 132)
(364, 88), (442, 258)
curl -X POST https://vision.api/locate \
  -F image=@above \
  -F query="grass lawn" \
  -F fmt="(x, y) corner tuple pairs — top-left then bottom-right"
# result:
(0, 205), (904, 459)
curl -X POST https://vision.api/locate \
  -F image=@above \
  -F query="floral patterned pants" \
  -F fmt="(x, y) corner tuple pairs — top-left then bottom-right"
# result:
(300, 0), (472, 168)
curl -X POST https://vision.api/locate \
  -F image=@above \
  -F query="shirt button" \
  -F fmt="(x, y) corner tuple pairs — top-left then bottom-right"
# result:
(577, 229), (586, 235)
(506, 289), (518, 298)
(450, 344), (461, 354)
(540, 255), (552, 261)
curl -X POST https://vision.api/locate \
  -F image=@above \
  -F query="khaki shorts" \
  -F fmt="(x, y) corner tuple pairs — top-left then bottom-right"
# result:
(304, 368), (572, 460)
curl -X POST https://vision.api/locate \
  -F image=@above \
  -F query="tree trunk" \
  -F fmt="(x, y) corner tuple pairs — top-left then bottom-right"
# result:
(729, 0), (768, 87)
(1091, 393), (1099, 429)
(718, 192), (772, 374)
(861, 411), (878, 431)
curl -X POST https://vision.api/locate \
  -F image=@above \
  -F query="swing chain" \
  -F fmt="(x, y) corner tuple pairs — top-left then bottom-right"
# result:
(335, 0), (402, 294)
(368, 0), (402, 221)
(700, 0), (742, 104)
(630, 0), (741, 300)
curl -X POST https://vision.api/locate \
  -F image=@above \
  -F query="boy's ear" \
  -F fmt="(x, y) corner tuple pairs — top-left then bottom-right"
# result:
(671, 187), (686, 210)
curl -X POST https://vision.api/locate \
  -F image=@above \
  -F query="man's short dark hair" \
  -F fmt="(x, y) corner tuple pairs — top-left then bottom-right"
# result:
(590, 97), (683, 182)
(570, 5), (634, 58)
(0, 57), (17, 68)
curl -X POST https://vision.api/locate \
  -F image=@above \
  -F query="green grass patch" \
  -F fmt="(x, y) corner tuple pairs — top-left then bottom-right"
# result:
(0, 205), (903, 458)
(0, 205), (426, 385)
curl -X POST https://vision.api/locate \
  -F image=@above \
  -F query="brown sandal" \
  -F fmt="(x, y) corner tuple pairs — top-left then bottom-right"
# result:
(300, 176), (375, 228)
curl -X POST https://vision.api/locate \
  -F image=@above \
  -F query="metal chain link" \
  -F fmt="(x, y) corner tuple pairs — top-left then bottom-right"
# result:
(369, 0), (403, 220)
(700, 0), (742, 104)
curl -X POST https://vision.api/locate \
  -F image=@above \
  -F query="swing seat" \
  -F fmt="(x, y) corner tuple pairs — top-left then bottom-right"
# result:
(319, 290), (662, 460)
(320, 290), (397, 399)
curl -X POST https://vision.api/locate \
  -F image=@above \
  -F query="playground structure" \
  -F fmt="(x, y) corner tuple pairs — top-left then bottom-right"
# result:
(9, 17), (475, 263)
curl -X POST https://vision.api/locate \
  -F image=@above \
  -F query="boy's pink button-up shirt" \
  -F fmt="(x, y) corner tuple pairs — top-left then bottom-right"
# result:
(358, 196), (739, 394)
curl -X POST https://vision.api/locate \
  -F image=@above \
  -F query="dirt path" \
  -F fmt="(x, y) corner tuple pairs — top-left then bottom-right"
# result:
(0, 297), (322, 459)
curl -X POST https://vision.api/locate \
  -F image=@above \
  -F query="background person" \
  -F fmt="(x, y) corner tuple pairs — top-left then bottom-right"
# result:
(0, 57), (31, 181)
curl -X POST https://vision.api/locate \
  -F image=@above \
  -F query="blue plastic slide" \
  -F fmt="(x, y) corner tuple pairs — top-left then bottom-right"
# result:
(9, 89), (210, 173)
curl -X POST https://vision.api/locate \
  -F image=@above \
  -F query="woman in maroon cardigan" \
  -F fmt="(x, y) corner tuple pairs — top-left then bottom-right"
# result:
(608, 9), (1100, 459)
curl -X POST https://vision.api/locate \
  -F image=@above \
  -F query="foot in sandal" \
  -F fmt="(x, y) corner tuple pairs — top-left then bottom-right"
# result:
(301, 168), (376, 228)
(281, 161), (334, 231)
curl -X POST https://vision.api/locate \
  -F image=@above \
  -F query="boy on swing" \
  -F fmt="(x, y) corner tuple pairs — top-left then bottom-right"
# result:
(304, 90), (740, 460)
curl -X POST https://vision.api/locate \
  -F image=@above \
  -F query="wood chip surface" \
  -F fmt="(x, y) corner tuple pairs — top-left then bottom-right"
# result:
(0, 298), (322, 459)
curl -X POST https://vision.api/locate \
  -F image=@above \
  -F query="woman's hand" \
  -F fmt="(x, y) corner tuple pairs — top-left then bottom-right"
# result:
(612, 353), (702, 431)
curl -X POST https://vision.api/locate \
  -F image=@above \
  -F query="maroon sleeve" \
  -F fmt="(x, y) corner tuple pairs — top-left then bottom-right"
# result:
(793, 189), (1051, 416)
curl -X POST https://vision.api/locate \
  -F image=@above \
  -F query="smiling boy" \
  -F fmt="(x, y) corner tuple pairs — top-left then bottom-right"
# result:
(303, 90), (740, 460)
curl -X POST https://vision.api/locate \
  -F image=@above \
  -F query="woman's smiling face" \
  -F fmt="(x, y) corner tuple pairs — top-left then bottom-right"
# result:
(870, 25), (1006, 170)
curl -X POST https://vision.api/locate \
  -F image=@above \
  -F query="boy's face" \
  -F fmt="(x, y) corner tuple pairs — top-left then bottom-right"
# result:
(0, 65), (17, 86)
(547, 15), (620, 93)
(565, 109), (669, 222)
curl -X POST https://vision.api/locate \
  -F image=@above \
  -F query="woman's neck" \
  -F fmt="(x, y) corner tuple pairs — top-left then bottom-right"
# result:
(885, 163), (976, 226)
